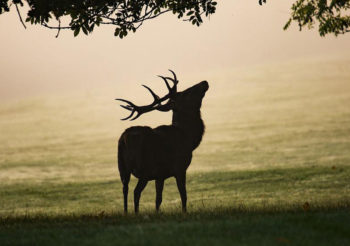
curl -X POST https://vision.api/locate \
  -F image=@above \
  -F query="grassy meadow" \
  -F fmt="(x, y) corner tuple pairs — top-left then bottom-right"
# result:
(1, 58), (350, 245)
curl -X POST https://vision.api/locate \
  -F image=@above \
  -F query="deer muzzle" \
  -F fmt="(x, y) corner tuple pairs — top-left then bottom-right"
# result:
(199, 80), (209, 92)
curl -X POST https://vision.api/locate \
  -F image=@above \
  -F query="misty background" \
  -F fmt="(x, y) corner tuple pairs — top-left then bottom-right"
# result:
(1, 0), (349, 102)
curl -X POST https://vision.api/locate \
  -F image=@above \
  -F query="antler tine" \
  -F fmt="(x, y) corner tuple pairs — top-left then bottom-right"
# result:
(120, 105), (133, 111)
(115, 98), (137, 120)
(158, 75), (172, 91)
(121, 109), (136, 121)
(168, 69), (178, 84)
(142, 84), (160, 104)
(130, 112), (142, 121)
(164, 69), (178, 93)
(116, 70), (179, 121)
(115, 98), (136, 107)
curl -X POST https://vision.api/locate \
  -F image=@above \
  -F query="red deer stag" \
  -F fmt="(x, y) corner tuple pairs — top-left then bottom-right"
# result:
(116, 70), (208, 213)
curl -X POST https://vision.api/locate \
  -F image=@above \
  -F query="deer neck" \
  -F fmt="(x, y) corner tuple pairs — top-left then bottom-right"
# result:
(172, 110), (205, 150)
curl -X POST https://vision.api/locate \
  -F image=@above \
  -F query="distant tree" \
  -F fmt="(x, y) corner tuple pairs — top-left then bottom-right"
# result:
(1, 0), (349, 38)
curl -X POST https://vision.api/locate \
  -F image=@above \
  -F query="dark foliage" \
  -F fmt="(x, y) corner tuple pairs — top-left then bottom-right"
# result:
(0, 0), (217, 38)
(263, 0), (350, 36)
(1, 1), (349, 37)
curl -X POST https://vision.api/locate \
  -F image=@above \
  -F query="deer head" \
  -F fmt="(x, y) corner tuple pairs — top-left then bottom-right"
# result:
(116, 70), (208, 121)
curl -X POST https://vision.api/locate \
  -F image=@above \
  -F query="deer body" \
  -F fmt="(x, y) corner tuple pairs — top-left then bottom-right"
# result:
(119, 126), (193, 180)
(117, 71), (208, 213)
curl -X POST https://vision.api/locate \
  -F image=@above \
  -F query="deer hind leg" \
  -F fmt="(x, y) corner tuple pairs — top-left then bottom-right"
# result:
(175, 173), (187, 212)
(134, 179), (148, 213)
(121, 173), (130, 213)
(155, 179), (164, 212)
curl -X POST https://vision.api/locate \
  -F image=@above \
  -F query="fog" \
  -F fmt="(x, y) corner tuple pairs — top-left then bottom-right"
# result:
(0, 0), (349, 102)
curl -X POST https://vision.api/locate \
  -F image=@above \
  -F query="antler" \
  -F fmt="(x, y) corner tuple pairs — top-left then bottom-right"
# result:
(116, 70), (178, 121)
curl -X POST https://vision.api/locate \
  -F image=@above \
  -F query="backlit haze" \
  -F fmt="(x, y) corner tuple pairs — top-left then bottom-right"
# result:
(1, 0), (349, 102)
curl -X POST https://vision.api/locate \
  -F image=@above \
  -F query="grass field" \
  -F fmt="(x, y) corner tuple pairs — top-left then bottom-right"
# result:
(1, 58), (350, 245)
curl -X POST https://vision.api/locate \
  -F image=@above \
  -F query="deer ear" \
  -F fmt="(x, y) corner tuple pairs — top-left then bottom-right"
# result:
(156, 103), (173, 112)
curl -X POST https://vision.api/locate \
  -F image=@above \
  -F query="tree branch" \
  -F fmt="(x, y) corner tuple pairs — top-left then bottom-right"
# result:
(41, 23), (71, 30)
(15, 4), (26, 29)
(55, 18), (61, 38)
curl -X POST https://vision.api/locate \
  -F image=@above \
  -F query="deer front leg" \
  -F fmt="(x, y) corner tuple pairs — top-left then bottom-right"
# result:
(134, 179), (148, 214)
(175, 173), (187, 212)
(155, 179), (164, 212)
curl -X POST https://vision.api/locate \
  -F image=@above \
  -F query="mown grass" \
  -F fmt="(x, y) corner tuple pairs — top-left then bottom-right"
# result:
(1, 208), (350, 246)
(0, 166), (349, 216)
(1, 59), (350, 245)
(1, 166), (350, 245)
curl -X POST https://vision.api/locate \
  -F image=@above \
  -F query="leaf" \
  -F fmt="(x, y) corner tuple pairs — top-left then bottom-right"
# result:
(114, 28), (120, 36)
(73, 27), (80, 37)
(283, 19), (292, 30)
(82, 26), (88, 35)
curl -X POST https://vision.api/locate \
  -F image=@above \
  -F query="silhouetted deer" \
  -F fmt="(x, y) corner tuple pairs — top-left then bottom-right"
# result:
(116, 70), (208, 213)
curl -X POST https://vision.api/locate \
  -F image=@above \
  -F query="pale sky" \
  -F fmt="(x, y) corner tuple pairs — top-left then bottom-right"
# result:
(0, 0), (349, 101)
